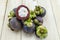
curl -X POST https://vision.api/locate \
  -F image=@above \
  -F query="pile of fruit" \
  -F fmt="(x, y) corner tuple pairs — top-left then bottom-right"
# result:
(8, 5), (48, 39)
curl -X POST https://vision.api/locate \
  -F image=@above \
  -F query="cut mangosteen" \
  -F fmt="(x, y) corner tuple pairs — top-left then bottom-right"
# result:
(16, 5), (30, 20)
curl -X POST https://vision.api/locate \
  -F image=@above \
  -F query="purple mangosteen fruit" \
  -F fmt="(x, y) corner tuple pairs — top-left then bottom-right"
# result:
(34, 6), (46, 17)
(23, 18), (35, 33)
(9, 17), (22, 31)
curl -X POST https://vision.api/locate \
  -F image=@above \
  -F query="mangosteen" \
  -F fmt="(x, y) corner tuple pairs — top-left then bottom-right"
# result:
(33, 16), (43, 25)
(39, 7), (46, 17)
(9, 17), (22, 31)
(35, 25), (48, 39)
(34, 6), (46, 17)
(23, 18), (35, 33)
(16, 5), (30, 20)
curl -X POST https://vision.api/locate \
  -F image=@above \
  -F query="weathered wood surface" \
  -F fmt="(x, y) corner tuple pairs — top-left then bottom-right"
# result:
(0, 0), (60, 40)
(0, 0), (7, 38)
(50, 0), (60, 37)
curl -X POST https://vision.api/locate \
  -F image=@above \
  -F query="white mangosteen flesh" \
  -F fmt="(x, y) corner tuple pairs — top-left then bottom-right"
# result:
(18, 7), (28, 17)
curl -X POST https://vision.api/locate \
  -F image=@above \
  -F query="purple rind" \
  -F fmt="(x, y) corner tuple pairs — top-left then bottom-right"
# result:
(23, 23), (35, 33)
(9, 17), (22, 31)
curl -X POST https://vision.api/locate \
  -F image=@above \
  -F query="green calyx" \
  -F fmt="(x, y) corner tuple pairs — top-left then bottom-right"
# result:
(35, 6), (41, 11)
(8, 10), (15, 17)
(8, 10), (15, 21)
(29, 6), (45, 19)
(34, 19), (39, 23)
(34, 19), (40, 25)
(34, 6), (44, 15)
(24, 18), (33, 27)
(36, 25), (48, 39)
(30, 10), (36, 19)
(34, 6), (41, 15)
(34, 19), (42, 25)
(40, 8), (44, 14)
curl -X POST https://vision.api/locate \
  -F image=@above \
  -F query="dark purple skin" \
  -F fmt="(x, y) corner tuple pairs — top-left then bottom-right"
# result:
(39, 7), (46, 17)
(13, 8), (17, 14)
(33, 16), (43, 25)
(9, 17), (22, 31)
(23, 23), (35, 33)
(36, 16), (43, 23)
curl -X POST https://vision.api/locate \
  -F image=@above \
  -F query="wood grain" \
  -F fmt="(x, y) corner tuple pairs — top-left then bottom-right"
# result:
(50, 0), (60, 38)
(0, 0), (7, 39)
(0, 0), (60, 40)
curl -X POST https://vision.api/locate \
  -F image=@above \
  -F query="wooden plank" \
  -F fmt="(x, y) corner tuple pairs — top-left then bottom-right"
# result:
(0, 0), (7, 38)
(22, 0), (37, 40)
(1, 0), (22, 40)
(50, 0), (60, 37)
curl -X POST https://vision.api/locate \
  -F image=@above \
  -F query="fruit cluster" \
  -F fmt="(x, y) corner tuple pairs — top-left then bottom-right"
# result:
(8, 5), (48, 39)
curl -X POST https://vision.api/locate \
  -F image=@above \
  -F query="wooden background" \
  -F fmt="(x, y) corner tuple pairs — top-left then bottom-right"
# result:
(0, 0), (60, 40)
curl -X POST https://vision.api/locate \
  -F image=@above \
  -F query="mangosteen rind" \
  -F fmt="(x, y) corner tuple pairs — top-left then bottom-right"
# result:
(9, 17), (22, 31)
(16, 5), (30, 20)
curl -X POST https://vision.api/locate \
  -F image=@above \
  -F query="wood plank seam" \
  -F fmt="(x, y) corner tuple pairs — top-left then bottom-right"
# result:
(49, 0), (60, 39)
(0, 0), (8, 40)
